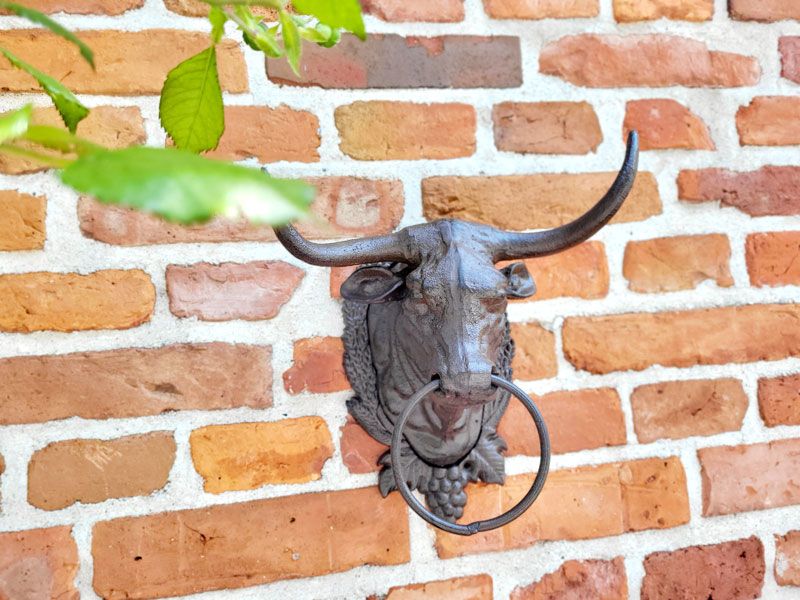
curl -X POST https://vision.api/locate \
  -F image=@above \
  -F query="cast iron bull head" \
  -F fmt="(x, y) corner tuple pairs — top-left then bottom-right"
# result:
(273, 133), (639, 533)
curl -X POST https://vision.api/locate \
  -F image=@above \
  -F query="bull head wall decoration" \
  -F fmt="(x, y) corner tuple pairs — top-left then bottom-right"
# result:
(273, 132), (639, 536)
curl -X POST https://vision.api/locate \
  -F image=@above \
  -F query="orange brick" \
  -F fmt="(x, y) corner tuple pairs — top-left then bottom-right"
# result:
(737, 97), (800, 146)
(28, 433), (175, 510)
(424, 172), (661, 230)
(493, 102), (602, 155)
(340, 416), (387, 474)
(8, 0), (142, 13)
(190, 418), (333, 493)
(700, 438), (800, 516)
(730, 0), (800, 21)
(336, 102), (476, 160)
(0, 190), (45, 250)
(0, 106), (145, 175)
(0, 270), (154, 332)
(382, 574), (493, 599)
(614, 0), (712, 21)
(499, 388), (626, 456)
(483, 0), (598, 19)
(631, 379), (747, 442)
(511, 558), (627, 599)
(92, 487), (409, 597)
(775, 531), (800, 586)
(283, 337), (348, 394)
(623, 99), (714, 150)
(0, 343), (271, 425)
(0, 30), (246, 94)
(564, 304), (800, 374)
(364, 0), (465, 22)
(0, 527), (79, 599)
(435, 456), (688, 558)
(758, 374), (800, 427)
(511, 322), (557, 380)
(623, 235), (733, 292)
(747, 231), (800, 287)
(205, 105), (319, 163)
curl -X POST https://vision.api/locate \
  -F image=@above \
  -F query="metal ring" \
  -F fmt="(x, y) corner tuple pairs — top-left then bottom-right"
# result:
(390, 375), (551, 536)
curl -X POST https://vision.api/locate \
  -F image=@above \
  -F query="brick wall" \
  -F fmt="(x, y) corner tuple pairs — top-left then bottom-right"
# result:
(1, 0), (799, 598)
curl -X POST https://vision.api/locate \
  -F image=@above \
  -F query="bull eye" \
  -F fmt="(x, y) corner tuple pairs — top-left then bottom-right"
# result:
(481, 296), (506, 313)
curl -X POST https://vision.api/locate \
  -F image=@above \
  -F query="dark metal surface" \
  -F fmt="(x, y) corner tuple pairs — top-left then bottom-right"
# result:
(272, 132), (639, 533)
(391, 376), (550, 536)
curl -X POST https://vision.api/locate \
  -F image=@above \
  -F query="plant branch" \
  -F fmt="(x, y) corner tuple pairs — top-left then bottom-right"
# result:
(0, 143), (72, 168)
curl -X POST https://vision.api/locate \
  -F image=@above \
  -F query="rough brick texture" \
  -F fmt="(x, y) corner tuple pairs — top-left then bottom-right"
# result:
(28, 433), (176, 510)
(190, 418), (333, 492)
(0, 527), (79, 599)
(4, 0), (142, 13)
(340, 415), (388, 474)
(758, 374), (800, 427)
(381, 575), (493, 599)
(92, 488), (409, 598)
(0, 343), (271, 425)
(700, 438), (800, 516)
(511, 557), (627, 599)
(0, 30), (247, 94)
(623, 234), (733, 292)
(423, 172), (661, 229)
(483, 0), (598, 19)
(79, 177), (403, 245)
(0, 191), (45, 250)
(641, 537), (764, 599)
(614, 0), (713, 21)
(737, 97), (800, 146)
(781, 37), (800, 83)
(493, 101), (602, 154)
(510, 322), (557, 380)
(730, 0), (800, 22)
(268, 35), (521, 89)
(336, 102), (476, 160)
(166, 261), (304, 321)
(564, 304), (800, 374)
(623, 99), (714, 150)
(746, 231), (800, 286)
(775, 531), (800, 586)
(435, 456), (689, 558)
(631, 379), (748, 442)
(283, 337), (348, 394)
(0, 270), (154, 332)
(363, 0), (465, 22)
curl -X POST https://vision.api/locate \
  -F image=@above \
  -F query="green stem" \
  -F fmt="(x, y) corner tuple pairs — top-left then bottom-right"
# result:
(0, 143), (72, 168)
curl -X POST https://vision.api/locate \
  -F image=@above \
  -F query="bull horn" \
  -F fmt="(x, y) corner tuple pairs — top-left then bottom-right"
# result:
(492, 131), (639, 262)
(272, 224), (410, 267)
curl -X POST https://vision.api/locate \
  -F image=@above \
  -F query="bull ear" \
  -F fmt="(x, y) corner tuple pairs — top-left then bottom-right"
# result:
(341, 266), (405, 303)
(501, 262), (536, 299)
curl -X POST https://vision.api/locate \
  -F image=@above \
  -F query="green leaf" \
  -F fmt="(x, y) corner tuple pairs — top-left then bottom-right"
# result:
(23, 124), (101, 155)
(279, 9), (301, 75)
(0, 48), (88, 133)
(291, 0), (365, 40)
(0, 104), (32, 143)
(0, 2), (94, 67)
(209, 5), (227, 43)
(61, 146), (315, 225)
(159, 45), (224, 153)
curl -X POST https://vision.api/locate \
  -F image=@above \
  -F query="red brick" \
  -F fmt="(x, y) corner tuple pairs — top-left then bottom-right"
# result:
(363, 0), (464, 21)
(28, 433), (175, 510)
(758, 374), (800, 427)
(166, 261), (303, 321)
(614, 0), (712, 21)
(0, 343), (271, 425)
(79, 177), (403, 246)
(540, 35), (760, 88)
(747, 231), (800, 287)
(190, 418), (333, 492)
(383, 575), (493, 599)
(564, 304), (800, 374)
(775, 530), (800, 586)
(624, 99), (714, 150)
(340, 416), (387, 474)
(511, 322), (557, 380)
(642, 537), (764, 600)
(511, 557), (627, 600)
(781, 37), (800, 84)
(435, 456), (688, 558)
(283, 337), (348, 394)
(268, 35), (520, 89)
(737, 97), (800, 146)
(493, 101), (602, 155)
(423, 172), (662, 229)
(499, 388), (626, 456)
(336, 102), (476, 160)
(679, 166), (800, 216)
(483, 0), (598, 19)
(5, 0), (142, 13)
(0, 527), (79, 599)
(0, 190), (45, 250)
(623, 234), (733, 293)
(0, 30), (247, 94)
(700, 438), (800, 516)
(0, 270), (154, 333)
(330, 265), (359, 300)
(731, 0), (800, 21)
(631, 379), (748, 442)
(92, 487), (409, 597)
(205, 106), (319, 163)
